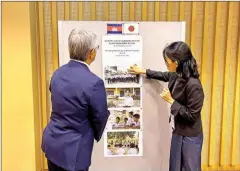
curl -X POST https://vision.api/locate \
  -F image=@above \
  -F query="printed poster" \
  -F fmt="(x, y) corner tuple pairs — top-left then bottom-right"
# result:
(102, 34), (143, 157)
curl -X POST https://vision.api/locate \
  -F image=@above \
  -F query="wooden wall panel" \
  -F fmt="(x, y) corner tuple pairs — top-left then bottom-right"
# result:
(36, 2), (240, 170)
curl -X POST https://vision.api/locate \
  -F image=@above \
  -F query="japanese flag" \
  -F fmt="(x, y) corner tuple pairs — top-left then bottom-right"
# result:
(123, 23), (140, 35)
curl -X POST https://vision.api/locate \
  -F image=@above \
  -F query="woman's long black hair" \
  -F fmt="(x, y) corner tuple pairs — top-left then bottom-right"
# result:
(163, 41), (199, 79)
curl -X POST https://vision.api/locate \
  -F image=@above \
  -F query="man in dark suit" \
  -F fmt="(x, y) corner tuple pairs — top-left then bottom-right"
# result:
(41, 28), (110, 171)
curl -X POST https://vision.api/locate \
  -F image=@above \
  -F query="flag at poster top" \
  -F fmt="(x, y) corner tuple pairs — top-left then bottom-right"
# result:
(107, 24), (122, 34)
(123, 23), (140, 35)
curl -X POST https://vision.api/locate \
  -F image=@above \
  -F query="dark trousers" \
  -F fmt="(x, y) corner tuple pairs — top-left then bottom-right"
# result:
(169, 132), (203, 171)
(47, 160), (89, 171)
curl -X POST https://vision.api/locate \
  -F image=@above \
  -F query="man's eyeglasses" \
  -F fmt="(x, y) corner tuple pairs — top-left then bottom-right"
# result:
(95, 45), (100, 50)
(91, 45), (100, 52)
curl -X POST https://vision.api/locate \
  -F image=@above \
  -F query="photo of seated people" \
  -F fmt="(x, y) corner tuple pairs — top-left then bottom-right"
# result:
(111, 110), (141, 130)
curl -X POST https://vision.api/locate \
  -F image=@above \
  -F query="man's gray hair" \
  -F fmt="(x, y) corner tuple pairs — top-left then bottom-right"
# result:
(68, 28), (97, 61)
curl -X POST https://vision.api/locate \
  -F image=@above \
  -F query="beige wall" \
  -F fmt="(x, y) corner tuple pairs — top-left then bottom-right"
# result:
(2, 2), (36, 171)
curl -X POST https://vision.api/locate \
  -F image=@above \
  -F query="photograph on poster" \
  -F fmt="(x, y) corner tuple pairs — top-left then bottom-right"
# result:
(105, 131), (142, 156)
(104, 65), (140, 85)
(106, 87), (141, 108)
(105, 109), (141, 130)
(102, 35), (142, 87)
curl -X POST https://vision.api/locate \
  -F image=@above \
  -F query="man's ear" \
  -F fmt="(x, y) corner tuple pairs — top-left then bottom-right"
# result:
(90, 49), (96, 58)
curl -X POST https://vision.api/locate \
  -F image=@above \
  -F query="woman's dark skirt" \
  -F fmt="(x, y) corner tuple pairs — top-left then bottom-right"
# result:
(169, 132), (203, 171)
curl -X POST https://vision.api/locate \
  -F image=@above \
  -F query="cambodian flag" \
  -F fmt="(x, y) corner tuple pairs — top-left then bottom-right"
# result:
(107, 23), (122, 34)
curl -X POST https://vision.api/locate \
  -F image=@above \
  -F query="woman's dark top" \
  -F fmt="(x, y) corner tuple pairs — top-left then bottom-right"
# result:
(146, 69), (204, 137)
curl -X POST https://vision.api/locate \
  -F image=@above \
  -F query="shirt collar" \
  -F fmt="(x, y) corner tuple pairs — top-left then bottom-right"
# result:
(71, 59), (90, 69)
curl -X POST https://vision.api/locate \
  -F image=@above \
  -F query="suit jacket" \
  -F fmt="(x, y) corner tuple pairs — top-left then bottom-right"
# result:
(41, 60), (109, 171)
(146, 69), (204, 137)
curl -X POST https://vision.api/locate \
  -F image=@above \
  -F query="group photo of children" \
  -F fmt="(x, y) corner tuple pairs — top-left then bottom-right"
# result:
(106, 131), (141, 156)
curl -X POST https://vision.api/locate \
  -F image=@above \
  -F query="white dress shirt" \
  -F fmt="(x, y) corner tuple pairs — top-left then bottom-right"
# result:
(71, 59), (90, 69)
(128, 148), (138, 154)
(124, 97), (134, 106)
(117, 148), (125, 155)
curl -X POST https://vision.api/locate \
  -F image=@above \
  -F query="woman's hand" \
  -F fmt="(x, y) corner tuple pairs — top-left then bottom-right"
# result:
(160, 88), (175, 104)
(128, 65), (146, 75)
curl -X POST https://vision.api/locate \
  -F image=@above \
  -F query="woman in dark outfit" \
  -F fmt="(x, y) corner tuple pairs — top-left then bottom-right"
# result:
(128, 41), (204, 171)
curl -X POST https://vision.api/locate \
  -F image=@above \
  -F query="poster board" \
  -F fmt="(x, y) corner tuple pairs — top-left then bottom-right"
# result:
(58, 21), (185, 171)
